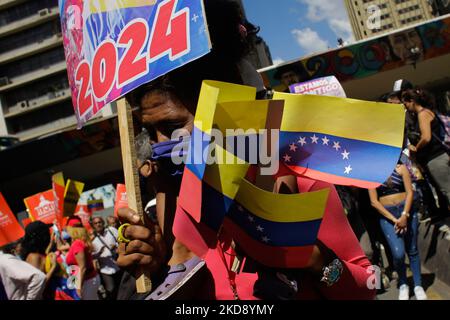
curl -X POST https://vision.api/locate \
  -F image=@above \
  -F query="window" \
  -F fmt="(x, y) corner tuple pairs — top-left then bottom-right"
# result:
(0, 0), (58, 27)
(0, 20), (61, 54)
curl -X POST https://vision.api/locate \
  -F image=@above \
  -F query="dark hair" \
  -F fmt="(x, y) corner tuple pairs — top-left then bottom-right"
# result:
(379, 91), (402, 103)
(126, 0), (254, 112)
(1, 240), (21, 255)
(21, 221), (50, 258)
(402, 88), (436, 110)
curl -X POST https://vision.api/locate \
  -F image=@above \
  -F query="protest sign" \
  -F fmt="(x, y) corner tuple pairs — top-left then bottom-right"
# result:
(114, 184), (128, 217)
(74, 204), (92, 232)
(78, 184), (116, 209)
(289, 76), (346, 98)
(52, 172), (65, 227)
(59, 0), (211, 126)
(24, 190), (58, 225)
(0, 193), (25, 247)
(63, 180), (85, 217)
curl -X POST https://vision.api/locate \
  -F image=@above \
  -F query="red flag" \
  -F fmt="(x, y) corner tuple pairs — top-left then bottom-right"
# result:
(24, 190), (58, 225)
(52, 172), (65, 228)
(114, 184), (128, 217)
(0, 193), (25, 247)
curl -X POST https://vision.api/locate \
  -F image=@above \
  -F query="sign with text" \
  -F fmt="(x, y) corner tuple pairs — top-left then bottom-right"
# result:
(59, 0), (211, 127)
(289, 76), (346, 98)
(0, 193), (25, 247)
(24, 190), (58, 225)
(114, 184), (128, 217)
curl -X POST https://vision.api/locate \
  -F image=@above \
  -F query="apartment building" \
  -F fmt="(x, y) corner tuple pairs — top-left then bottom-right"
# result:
(0, 0), (115, 143)
(345, 0), (435, 40)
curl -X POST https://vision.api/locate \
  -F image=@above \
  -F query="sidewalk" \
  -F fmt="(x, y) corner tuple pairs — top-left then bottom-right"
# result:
(377, 267), (450, 300)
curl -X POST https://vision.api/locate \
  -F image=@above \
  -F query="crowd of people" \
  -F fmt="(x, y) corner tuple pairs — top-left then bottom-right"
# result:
(1, 0), (449, 301)
(0, 215), (122, 300)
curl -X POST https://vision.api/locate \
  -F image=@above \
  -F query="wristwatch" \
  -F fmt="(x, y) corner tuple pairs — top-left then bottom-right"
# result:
(320, 259), (343, 287)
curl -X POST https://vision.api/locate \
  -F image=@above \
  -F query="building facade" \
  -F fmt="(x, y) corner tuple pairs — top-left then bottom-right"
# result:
(0, 0), (114, 142)
(345, 0), (435, 40)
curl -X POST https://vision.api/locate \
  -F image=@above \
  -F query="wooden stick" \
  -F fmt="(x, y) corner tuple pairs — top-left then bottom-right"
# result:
(117, 98), (152, 294)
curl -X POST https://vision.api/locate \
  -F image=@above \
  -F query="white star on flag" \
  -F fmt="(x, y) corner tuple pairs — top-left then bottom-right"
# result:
(237, 205), (244, 212)
(289, 143), (298, 152)
(192, 14), (199, 23)
(344, 165), (353, 175)
(248, 215), (255, 222)
(256, 225), (264, 232)
(311, 135), (319, 144)
(333, 142), (341, 151)
(283, 154), (292, 162)
(322, 136), (330, 145)
(262, 236), (270, 243)
(341, 150), (350, 160)
(298, 137), (307, 146)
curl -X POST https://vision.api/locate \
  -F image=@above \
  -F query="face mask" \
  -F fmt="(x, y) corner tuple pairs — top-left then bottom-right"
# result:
(150, 137), (190, 177)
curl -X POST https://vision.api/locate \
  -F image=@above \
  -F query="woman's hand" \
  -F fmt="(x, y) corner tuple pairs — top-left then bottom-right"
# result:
(408, 145), (417, 153)
(116, 207), (166, 276)
(394, 215), (408, 234)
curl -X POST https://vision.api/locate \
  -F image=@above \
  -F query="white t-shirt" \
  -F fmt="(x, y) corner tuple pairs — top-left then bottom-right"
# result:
(92, 227), (120, 275)
(0, 252), (46, 300)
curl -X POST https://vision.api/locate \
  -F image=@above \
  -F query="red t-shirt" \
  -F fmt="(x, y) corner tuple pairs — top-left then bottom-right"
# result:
(66, 239), (97, 280)
(200, 177), (377, 300)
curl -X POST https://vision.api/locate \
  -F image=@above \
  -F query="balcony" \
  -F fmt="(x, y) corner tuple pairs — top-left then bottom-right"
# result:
(4, 88), (71, 118)
(0, 0), (28, 11)
(0, 32), (62, 65)
(0, 60), (67, 92)
(15, 114), (78, 141)
(0, 6), (59, 38)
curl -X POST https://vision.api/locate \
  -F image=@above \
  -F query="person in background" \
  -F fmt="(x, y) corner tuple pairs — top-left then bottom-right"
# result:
(91, 216), (121, 300)
(369, 162), (427, 300)
(0, 240), (46, 300)
(65, 216), (100, 300)
(20, 221), (59, 299)
(402, 88), (450, 214)
(107, 216), (120, 230)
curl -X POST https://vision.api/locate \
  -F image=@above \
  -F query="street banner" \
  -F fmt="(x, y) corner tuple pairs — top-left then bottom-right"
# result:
(63, 180), (85, 217)
(24, 190), (58, 225)
(74, 204), (92, 232)
(114, 184), (128, 217)
(59, 0), (211, 127)
(79, 184), (116, 209)
(52, 172), (65, 227)
(0, 193), (25, 247)
(289, 76), (346, 98)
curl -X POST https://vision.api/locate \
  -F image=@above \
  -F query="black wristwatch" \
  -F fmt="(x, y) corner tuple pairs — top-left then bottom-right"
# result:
(320, 259), (344, 287)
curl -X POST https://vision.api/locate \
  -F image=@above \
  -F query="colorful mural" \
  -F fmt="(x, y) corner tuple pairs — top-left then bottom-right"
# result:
(260, 16), (450, 93)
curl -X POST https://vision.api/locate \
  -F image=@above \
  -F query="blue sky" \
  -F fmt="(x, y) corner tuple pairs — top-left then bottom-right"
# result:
(242, 0), (354, 65)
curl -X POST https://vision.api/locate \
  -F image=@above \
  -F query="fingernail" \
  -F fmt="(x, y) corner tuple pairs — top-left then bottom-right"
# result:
(132, 214), (140, 223)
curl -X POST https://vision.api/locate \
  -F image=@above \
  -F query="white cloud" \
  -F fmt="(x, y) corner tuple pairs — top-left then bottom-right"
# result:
(291, 28), (329, 54)
(272, 57), (285, 65)
(298, 0), (354, 43)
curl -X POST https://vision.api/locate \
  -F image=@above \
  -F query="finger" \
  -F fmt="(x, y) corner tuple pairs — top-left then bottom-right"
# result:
(125, 240), (155, 255)
(118, 207), (142, 225)
(116, 253), (153, 268)
(124, 224), (153, 242)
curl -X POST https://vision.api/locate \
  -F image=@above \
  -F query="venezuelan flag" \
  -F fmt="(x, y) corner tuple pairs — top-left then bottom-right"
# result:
(174, 81), (330, 267)
(274, 92), (406, 189)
